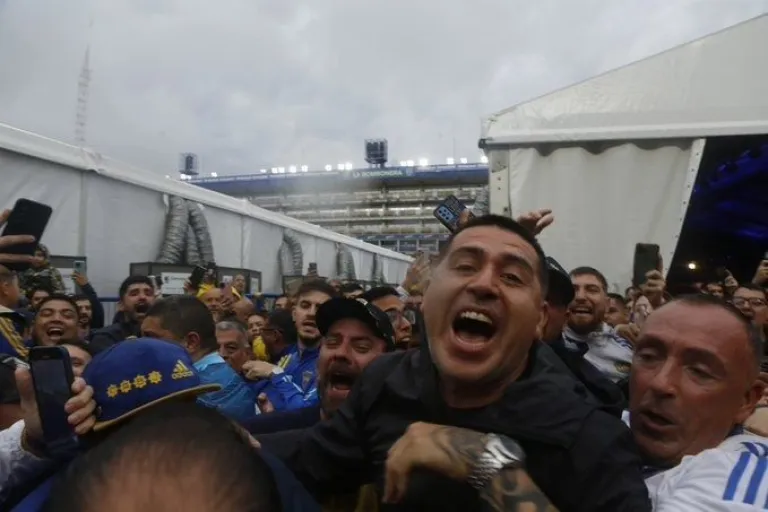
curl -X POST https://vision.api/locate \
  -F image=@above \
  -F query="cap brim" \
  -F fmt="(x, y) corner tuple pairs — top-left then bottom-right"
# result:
(547, 269), (575, 305)
(92, 383), (222, 432)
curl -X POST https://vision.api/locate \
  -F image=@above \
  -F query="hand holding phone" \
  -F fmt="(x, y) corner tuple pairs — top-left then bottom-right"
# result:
(434, 195), (473, 233)
(0, 199), (52, 272)
(28, 346), (80, 455)
(632, 243), (661, 288)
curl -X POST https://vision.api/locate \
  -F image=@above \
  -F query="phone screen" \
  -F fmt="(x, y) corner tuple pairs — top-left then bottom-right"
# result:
(1, 199), (53, 272)
(73, 260), (86, 274)
(632, 243), (661, 287)
(433, 195), (473, 233)
(30, 356), (75, 445)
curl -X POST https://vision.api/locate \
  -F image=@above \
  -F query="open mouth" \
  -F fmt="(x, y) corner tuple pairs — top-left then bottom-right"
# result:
(134, 303), (150, 314)
(46, 326), (64, 341)
(327, 369), (358, 392)
(641, 409), (675, 428)
(452, 310), (496, 345)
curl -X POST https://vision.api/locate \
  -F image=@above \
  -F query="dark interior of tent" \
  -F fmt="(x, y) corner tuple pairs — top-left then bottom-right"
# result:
(669, 135), (768, 292)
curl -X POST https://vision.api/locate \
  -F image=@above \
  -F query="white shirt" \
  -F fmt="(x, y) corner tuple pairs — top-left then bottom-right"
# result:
(0, 420), (48, 497)
(647, 433), (768, 511)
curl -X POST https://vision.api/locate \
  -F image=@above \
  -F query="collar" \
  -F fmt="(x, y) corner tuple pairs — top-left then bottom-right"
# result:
(296, 343), (320, 360)
(194, 351), (225, 371)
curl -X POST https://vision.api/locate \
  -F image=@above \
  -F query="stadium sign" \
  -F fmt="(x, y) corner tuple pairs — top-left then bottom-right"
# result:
(350, 169), (405, 179)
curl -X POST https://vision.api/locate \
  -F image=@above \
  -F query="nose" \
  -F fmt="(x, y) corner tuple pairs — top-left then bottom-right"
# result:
(466, 264), (498, 300)
(573, 286), (589, 300)
(398, 315), (412, 336)
(646, 359), (679, 398)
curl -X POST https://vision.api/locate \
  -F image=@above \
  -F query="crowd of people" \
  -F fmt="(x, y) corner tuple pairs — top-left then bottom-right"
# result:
(0, 204), (767, 511)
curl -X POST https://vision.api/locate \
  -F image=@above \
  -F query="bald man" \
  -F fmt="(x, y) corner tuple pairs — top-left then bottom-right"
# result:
(232, 299), (256, 326)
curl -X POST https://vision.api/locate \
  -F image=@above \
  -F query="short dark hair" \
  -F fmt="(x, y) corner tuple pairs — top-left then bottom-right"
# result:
(27, 285), (53, 299)
(144, 296), (217, 352)
(295, 280), (339, 301)
(118, 276), (154, 299)
(570, 266), (608, 291)
(363, 286), (400, 303)
(660, 294), (763, 372)
(607, 293), (627, 307)
(442, 214), (549, 294)
(44, 402), (281, 512)
(340, 282), (364, 294)
(72, 294), (90, 303)
(248, 311), (267, 321)
(60, 339), (95, 358)
(37, 294), (80, 318)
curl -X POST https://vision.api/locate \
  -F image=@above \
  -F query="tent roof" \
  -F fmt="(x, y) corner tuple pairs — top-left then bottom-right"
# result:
(482, 14), (768, 147)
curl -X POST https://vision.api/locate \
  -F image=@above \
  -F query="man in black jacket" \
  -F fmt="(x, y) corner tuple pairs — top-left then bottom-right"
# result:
(89, 276), (155, 353)
(260, 215), (650, 511)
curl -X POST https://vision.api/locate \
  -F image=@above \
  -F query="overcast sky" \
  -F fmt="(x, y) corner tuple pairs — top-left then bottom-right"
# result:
(0, 0), (766, 176)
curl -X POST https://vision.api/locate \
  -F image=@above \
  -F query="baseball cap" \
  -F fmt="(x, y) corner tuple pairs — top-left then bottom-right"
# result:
(316, 297), (396, 351)
(84, 338), (221, 432)
(546, 256), (575, 306)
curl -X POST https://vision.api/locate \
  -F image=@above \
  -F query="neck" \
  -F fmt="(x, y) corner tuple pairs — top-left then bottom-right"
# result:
(298, 338), (319, 351)
(190, 348), (216, 363)
(439, 353), (529, 409)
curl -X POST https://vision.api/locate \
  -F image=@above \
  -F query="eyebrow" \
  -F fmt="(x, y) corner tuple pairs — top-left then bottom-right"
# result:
(451, 246), (536, 274)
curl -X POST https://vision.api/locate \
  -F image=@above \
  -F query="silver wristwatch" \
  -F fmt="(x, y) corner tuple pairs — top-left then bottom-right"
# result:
(467, 434), (526, 490)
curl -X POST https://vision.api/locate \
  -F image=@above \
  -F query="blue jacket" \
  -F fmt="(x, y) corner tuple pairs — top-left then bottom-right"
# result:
(255, 344), (320, 411)
(194, 352), (258, 423)
(0, 306), (30, 359)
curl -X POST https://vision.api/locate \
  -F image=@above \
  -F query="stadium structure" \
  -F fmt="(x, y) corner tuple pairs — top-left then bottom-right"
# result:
(188, 163), (488, 255)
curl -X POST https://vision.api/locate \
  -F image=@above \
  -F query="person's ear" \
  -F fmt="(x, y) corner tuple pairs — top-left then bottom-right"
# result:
(736, 378), (765, 424)
(184, 332), (202, 353)
(536, 302), (549, 341)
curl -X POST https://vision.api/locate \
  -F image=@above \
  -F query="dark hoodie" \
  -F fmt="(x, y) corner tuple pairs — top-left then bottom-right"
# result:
(260, 342), (651, 512)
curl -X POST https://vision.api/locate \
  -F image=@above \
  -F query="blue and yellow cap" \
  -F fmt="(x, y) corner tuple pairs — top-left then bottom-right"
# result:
(84, 338), (221, 432)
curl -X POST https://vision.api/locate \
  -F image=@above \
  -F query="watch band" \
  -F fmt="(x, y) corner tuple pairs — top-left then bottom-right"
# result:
(467, 434), (525, 490)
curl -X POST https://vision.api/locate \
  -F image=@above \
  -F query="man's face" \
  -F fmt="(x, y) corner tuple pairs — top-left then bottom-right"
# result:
(34, 300), (79, 346)
(567, 274), (607, 334)
(75, 299), (92, 327)
(217, 329), (251, 373)
(247, 314), (266, 339)
(30, 290), (50, 311)
(274, 297), (289, 310)
(705, 283), (724, 299)
(121, 283), (155, 322)
(625, 287), (639, 302)
(0, 274), (20, 308)
(732, 287), (768, 327)
(318, 318), (387, 416)
(629, 302), (762, 466)
(63, 344), (92, 378)
(344, 289), (364, 300)
(370, 294), (413, 348)
(232, 275), (246, 294)
(605, 297), (629, 327)
(422, 225), (546, 385)
(292, 291), (332, 342)
(201, 289), (222, 315)
(328, 280), (342, 293)
(232, 300), (255, 325)
(260, 323), (285, 356)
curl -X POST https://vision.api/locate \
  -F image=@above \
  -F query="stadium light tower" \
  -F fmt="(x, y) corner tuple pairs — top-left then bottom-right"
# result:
(364, 139), (388, 168)
(179, 153), (199, 178)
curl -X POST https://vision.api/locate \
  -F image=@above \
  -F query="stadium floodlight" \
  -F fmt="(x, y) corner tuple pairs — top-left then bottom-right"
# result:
(337, 163), (345, 170)
(405, 160), (415, 167)
(459, 157), (468, 164)
(277, 167), (285, 173)
(259, 169), (267, 173)
(418, 158), (429, 166)
(480, 155), (489, 164)
(344, 162), (353, 171)
(446, 157), (455, 165)
(210, 172), (218, 177)
(288, 165), (297, 173)
(270, 167), (278, 173)
(399, 160), (407, 166)
(324, 164), (333, 171)
(300, 165), (309, 172)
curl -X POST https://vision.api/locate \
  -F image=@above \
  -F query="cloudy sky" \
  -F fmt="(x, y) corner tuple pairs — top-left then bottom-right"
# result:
(0, 0), (766, 177)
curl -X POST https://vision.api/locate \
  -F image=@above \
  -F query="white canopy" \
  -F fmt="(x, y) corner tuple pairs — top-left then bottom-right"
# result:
(482, 13), (768, 146)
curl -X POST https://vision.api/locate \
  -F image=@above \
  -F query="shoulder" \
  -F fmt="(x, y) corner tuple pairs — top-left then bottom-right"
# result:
(651, 434), (768, 511)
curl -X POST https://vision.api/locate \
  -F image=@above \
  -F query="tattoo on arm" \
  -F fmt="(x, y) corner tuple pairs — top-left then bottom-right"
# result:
(431, 426), (558, 511)
(481, 468), (559, 512)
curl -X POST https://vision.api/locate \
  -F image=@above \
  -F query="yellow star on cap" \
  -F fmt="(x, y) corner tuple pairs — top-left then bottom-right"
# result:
(148, 371), (162, 384)
(106, 385), (119, 398)
(133, 375), (147, 388)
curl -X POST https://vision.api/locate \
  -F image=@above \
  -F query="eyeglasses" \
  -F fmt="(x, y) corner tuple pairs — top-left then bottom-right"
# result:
(385, 309), (417, 326)
(732, 297), (767, 308)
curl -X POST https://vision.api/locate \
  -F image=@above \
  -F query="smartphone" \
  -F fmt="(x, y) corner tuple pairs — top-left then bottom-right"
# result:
(632, 243), (661, 287)
(28, 346), (79, 454)
(189, 265), (207, 289)
(434, 195), (473, 233)
(1, 199), (53, 272)
(73, 260), (86, 275)
(308, 262), (317, 274)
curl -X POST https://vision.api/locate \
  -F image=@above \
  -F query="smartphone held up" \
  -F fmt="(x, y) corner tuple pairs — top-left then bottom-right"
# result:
(1, 198), (53, 272)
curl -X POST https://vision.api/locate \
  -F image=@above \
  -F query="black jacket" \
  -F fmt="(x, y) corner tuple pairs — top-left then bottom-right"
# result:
(260, 343), (650, 512)
(88, 321), (141, 354)
(245, 405), (321, 436)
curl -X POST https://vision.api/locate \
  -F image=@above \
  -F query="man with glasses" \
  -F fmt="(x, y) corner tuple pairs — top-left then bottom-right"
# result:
(731, 284), (767, 342)
(362, 287), (415, 349)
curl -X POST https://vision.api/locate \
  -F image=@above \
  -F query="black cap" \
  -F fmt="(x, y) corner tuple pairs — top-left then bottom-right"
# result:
(316, 298), (396, 351)
(266, 309), (297, 341)
(546, 256), (574, 306)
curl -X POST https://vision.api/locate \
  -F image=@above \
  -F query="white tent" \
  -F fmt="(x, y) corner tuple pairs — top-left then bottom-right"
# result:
(481, 14), (768, 291)
(0, 123), (412, 295)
